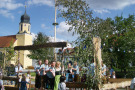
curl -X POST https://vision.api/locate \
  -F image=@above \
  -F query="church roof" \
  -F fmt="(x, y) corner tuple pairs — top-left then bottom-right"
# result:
(20, 11), (30, 23)
(0, 35), (16, 48)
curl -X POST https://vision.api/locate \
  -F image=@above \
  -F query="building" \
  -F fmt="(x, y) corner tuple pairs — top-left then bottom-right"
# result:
(0, 10), (32, 68)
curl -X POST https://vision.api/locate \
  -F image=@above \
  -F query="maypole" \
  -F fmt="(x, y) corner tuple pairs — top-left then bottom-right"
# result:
(53, 0), (58, 61)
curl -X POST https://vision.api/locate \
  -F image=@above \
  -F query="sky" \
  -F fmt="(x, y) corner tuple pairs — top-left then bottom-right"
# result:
(0, 0), (135, 43)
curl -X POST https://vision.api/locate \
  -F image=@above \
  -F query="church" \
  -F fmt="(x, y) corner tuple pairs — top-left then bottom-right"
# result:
(0, 10), (32, 69)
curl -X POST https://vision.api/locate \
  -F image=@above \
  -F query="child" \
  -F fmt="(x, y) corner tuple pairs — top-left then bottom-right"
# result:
(58, 76), (66, 90)
(26, 71), (31, 82)
(20, 75), (29, 90)
(112, 71), (116, 78)
(26, 71), (31, 89)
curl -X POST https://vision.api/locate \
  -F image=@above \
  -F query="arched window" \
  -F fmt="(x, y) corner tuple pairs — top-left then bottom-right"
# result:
(21, 24), (23, 31)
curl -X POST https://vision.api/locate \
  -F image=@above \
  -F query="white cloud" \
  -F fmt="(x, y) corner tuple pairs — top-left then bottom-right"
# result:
(49, 36), (65, 42)
(56, 21), (78, 41)
(28, 0), (54, 7)
(94, 9), (110, 14)
(0, 9), (14, 19)
(86, 0), (135, 13)
(0, 0), (23, 19)
(0, 0), (23, 10)
(26, 0), (135, 14)
(31, 33), (37, 41)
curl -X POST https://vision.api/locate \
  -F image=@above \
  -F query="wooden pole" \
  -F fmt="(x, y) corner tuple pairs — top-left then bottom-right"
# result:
(54, 0), (57, 61)
(93, 37), (102, 89)
(14, 42), (67, 50)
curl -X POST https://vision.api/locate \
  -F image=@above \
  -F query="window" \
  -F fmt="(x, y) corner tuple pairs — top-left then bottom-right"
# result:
(21, 24), (23, 31)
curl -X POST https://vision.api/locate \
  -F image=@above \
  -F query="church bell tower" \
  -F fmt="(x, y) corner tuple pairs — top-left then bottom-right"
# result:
(19, 9), (31, 34)
(16, 7), (32, 68)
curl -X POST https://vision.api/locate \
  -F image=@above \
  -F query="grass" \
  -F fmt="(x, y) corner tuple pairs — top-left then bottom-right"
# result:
(31, 72), (36, 76)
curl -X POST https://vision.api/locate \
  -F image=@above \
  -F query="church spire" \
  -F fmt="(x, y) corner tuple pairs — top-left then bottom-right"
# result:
(19, 0), (31, 34)
(20, 1), (30, 24)
(25, 1), (27, 14)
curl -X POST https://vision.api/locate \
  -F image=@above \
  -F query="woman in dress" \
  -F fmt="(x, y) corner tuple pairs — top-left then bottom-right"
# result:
(54, 61), (61, 90)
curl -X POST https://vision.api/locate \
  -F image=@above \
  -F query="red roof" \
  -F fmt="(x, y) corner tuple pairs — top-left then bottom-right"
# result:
(0, 35), (16, 48)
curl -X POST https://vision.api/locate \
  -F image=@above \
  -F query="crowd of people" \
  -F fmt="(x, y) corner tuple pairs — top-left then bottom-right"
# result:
(0, 59), (116, 90)
(34, 60), (80, 90)
(33, 59), (116, 90)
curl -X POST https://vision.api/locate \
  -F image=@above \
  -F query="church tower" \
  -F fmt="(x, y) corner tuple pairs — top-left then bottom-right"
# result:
(19, 9), (31, 34)
(16, 8), (32, 69)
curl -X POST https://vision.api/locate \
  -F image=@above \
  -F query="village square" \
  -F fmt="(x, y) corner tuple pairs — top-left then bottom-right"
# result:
(0, 0), (135, 90)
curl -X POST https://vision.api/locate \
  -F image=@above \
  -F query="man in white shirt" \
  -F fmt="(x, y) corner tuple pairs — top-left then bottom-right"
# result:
(15, 63), (23, 76)
(40, 59), (49, 89)
(34, 60), (42, 90)
(72, 61), (79, 82)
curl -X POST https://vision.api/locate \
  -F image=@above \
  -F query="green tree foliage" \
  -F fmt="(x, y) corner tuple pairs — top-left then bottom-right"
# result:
(5, 42), (15, 62)
(102, 15), (135, 72)
(28, 32), (53, 61)
(2, 41), (15, 72)
(57, 0), (105, 89)
(57, 0), (135, 86)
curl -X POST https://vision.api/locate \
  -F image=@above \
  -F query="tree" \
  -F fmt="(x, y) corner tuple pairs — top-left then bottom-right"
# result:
(56, 0), (108, 89)
(102, 15), (135, 74)
(28, 32), (53, 61)
(57, 0), (135, 87)
(0, 41), (16, 75)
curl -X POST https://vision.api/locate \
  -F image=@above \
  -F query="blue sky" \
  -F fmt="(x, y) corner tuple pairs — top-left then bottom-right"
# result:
(0, 0), (135, 42)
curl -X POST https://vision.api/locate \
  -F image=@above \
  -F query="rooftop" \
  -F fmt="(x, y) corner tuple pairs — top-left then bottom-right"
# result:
(0, 35), (16, 48)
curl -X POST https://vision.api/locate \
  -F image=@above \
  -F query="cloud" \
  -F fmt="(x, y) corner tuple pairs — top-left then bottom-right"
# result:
(0, 0), (23, 10)
(94, 9), (110, 14)
(49, 36), (65, 42)
(31, 33), (37, 41)
(0, 0), (23, 19)
(86, 0), (135, 13)
(56, 21), (78, 41)
(28, 0), (54, 7)
(0, 9), (14, 19)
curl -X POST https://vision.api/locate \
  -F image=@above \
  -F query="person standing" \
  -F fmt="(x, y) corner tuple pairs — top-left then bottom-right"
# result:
(54, 61), (61, 90)
(109, 66), (114, 78)
(34, 60), (42, 90)
(88, 59), (95, 77)
(66, 63), (73, 82)
(72, 61), (79, 82)
(40, 59), (49, 90)
(46, 61), (55, 89)
(15, 63), (23, 76)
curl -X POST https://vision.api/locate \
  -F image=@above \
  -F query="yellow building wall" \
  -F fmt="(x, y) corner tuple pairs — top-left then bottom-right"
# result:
(16, 33), (32, 68)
